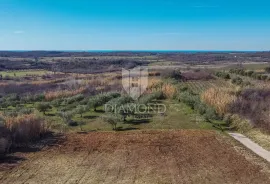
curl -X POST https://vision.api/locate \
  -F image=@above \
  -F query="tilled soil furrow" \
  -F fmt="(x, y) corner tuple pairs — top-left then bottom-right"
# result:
(1, 130), (270, 184)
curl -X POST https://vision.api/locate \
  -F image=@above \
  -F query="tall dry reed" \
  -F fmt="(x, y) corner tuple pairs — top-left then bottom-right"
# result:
(4, 114), (47, 143)
(201, 88), (237, 116)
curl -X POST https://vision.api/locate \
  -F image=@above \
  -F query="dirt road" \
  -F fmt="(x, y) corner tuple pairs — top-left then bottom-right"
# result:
(1, 130), (270, 184)
(229, 132), (270, 162)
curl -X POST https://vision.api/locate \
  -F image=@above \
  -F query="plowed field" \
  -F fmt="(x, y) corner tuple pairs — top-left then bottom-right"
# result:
(1, 130), (270, 184)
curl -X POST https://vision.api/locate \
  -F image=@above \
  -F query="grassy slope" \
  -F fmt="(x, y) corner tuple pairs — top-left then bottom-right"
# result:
(65, 100), (214, 132)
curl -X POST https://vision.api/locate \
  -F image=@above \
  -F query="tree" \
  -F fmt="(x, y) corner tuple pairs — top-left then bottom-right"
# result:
(76, 105), (87, 118)
(88, 93), (122, 111)
(102, 114), (121, 130)
(34, 57), (39, 65)
(36, 102), (52, 115)
(58, 111), (74, 124)
(118, 104), (136, 122)
(88, 97), (103, 111)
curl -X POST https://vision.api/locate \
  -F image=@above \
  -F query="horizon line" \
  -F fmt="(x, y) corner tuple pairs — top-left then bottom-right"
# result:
(0, 50), (268, 53)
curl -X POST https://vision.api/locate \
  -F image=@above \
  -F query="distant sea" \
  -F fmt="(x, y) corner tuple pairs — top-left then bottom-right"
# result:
(2, 50), (262, 53)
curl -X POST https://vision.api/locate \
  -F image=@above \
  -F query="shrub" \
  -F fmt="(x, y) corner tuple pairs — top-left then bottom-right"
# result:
(265, 67), (270, 73)
(178, 85), (188, 92)
(105, 96), (133, 112)
(51, 99), (62, 107)
(230, 114), (253, 133)
(68, 120), (78, 127)
(102, 113), (121, 130)
(231, 77), (243, 85)
(246, 70), (254, 77)
(58, 111), (74, 125)
(66, 94), (84, 104)
(3, 110), (18, 117)
(0, 122), (12, 156)
(18, 107), (33, 115)
(21, 94), (45, 103)
(229, 68), (245, 75)
(76, 105), (87, 117)
(177, 91), (200, 109)
(204, 107), (219, 121)
(194, 102), (208, 115)
(161, 69), (182, 80)
(256, 74), (262, 80)
(177, 90), (220, 121)
(117, 103), (137, 121)
(215, 72), (230, 79)
(88, 92), (121, 111)
(139, 91), (163, 104)
(261, 75), (268, 81)
(242, 81), (251, 86)
(4, 114), (47, 143)
(36, 102), (52, 115)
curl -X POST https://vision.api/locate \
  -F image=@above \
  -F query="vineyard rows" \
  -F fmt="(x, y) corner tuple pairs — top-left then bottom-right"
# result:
(182, 80), (233, 94)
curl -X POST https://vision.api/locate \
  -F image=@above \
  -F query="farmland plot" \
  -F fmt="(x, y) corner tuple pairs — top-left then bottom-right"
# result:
(183, 79), (233, 94)
(1, 130), (270, 184)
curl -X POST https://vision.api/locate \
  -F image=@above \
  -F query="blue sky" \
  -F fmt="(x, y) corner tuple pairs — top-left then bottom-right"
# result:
(0, 0), (270, 50)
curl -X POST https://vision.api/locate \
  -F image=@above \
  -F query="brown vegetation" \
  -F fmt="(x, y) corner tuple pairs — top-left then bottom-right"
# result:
(4, 114), (48, 143)
(182, 70), (213, 81)
(201, 88), (237, 116)
(230, 88), (270, 132)
(44, 87), (87, 101)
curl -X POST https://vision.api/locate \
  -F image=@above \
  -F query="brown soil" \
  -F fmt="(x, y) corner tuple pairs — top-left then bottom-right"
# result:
(0, 130), (270, 184)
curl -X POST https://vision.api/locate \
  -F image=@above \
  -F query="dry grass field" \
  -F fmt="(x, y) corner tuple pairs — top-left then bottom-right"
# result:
(1, 130), (270, 184)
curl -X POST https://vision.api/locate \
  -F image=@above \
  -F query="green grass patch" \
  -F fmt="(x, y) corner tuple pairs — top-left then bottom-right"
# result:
(0, 70), (51, 77)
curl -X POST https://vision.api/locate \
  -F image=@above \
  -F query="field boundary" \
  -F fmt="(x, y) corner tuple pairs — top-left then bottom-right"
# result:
(229, 132), (270, 162)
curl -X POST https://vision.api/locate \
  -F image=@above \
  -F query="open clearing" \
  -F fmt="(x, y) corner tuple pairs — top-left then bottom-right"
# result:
(1, 130), (270, 184)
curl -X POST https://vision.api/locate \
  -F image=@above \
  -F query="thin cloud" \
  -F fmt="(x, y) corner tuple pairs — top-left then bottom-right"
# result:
(13, 30), (24, 34)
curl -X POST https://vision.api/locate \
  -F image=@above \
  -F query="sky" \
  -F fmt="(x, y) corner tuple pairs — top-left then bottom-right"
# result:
(0, 0), (270, 51)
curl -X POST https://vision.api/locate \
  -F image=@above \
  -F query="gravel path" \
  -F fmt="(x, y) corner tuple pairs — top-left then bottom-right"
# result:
(229, 132), (270, 162)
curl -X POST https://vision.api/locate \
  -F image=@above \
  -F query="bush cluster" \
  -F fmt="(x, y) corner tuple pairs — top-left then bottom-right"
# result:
(4, 114), (48, 143)
(160, 69), (182, 80)
(0, 93), (45, 108)
(229, 68), (270, 81)
(231, 77), (244, 86)
(139, 91), (163, 104)
(215, 72), (230, 79)
(105, 95), (133, 111)
(177, 91), (219, 121)
(88, 92), (121, 111)
(3, 107), (33, 117)
(65, 94), (84, 104)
